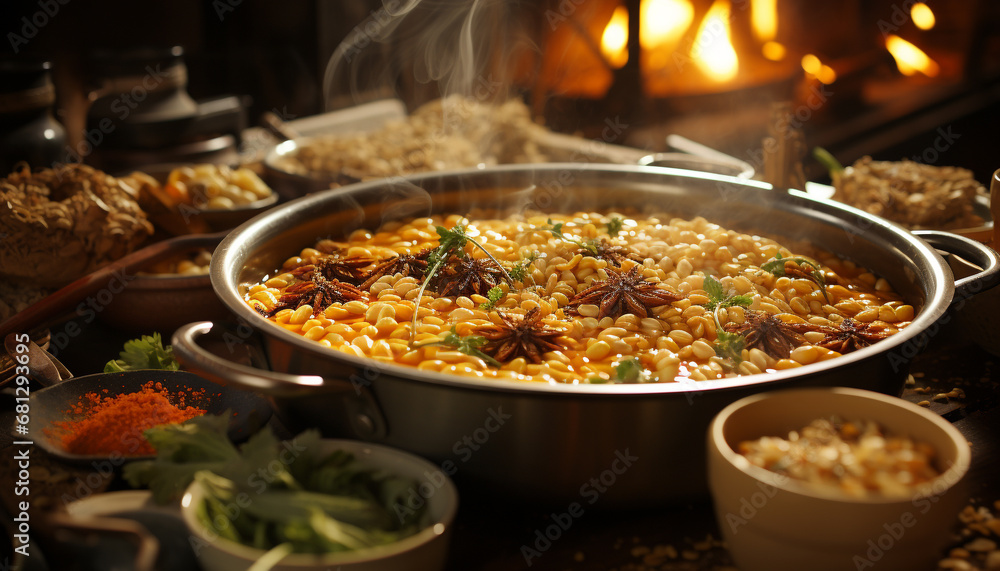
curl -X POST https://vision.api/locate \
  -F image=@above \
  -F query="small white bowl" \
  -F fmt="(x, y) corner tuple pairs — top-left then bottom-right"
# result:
(707, 387), (970, 571)
(181, 439), (458, 571)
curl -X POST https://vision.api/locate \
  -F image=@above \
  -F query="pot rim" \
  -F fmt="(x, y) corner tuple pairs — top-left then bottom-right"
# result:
(210, 163), (955, 396)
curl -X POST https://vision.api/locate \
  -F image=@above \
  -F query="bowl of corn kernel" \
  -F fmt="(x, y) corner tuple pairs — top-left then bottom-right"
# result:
(134, 163), (279, 235)
(708, 387), (970, 571)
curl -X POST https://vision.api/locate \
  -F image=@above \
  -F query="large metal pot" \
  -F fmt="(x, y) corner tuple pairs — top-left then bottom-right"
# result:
(173, 164), (999, 507)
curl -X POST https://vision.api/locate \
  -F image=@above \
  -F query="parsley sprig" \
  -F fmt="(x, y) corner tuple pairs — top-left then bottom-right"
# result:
(104, 333), (180, 373)
(543, 218), (599, 255)
(606, 216), (624, 236)
(587, 357), (650, 384)
(409, 225), (514, 344)
(702, 275), (753, 311)
(508, 251), (539, 284)
(479, 286), (504, 310)
(760, 252), (829, 301)
(411, 326), (501, 368)
(714, 329), (745, 365)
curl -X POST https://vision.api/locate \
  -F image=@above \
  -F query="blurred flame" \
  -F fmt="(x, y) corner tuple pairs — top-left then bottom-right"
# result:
(691, 0), (739, 82)
(751, 0), (778, 42)
(601, 6), (630, 69)
(886, 34), (939, 77)
(762, 40), (786, 61)
(640, 0), (694, 50)
(801, 54), (821, 75)
(817, 65), (837, 84)
(801, 54), (837, 84)
(911, 2), (935, 30)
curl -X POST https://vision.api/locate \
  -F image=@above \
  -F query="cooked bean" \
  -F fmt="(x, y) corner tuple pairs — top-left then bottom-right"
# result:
(249, 211), (907, 385)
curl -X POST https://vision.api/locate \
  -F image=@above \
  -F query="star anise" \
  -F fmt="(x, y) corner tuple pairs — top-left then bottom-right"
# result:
(567, 265), (682, 319)
(358, 249), (432, 289)
(432, 257), (506, 298)
(267, 275), (364, 316)
(814, 318), (892, 354)
(578, 239), (643, 268)
(477, 307), (566, 363)
(291, 256), (374, 284)
(724, 310), (824, 359)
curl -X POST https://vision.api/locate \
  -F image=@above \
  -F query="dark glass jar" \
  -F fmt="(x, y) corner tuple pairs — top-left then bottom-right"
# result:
(0, 60), (68, 175)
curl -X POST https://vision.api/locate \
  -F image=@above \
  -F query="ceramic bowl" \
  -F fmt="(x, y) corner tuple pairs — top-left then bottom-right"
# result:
(707, 387), (970, 571)
(180, 439), (458, 571)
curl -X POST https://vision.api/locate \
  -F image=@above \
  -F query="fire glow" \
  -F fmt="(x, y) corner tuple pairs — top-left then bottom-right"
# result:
(690, 0), (739, 82)
(601, 6), (630, 69)
(886, 34), (940, 77)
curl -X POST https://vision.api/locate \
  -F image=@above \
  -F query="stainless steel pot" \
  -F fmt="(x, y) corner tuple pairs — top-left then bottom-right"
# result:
(172, 164), (999, 506)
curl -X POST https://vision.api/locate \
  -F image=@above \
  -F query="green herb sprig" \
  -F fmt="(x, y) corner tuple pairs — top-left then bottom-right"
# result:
(543, 218), (599, 255)
(606, 216), (624, 236)
(479, 286), (504, 310)
(760, 252), (829, 301)
(104, 333), (180, 373)
(409, 225), (514, 343)
(702, 275), (753, 311)
(125, 416), (427, 559)
(411, 326), (500, 368)
(508, 251), (539, 284)
(587, 357), (650, 384)
(713, 329), (746, 366)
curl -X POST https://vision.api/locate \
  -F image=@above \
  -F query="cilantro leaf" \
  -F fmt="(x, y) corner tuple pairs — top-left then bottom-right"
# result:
(544, 218), (598, 255)
(760, 253), (829, 301)
(606, 216), (624, 236)
(714, 330), (746, 365)
(104, 332), (180, 373)
(413, 326), (501, 368)
(479, 286), (504, 310)
(508, 252), (539, 283)
(702, 275), (753, 311)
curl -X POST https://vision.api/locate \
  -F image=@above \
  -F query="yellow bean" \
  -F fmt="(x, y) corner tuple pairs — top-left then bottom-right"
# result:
(289, 305), (313, 324)
(789, 345), (819, 365)
(668, 329), (693, 346)
(586, 340), (612, 361)
(691, 340), (715, 360)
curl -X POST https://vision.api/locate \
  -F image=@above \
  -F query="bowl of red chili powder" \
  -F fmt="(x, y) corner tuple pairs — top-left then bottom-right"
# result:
(32, 370), (271, 462)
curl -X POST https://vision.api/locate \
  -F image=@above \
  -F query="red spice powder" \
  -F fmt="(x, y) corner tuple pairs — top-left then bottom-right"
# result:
(49, 381), (207, 456)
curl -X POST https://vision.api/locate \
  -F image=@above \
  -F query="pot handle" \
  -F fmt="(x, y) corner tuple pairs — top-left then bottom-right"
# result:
(912, 230), (1000, 301)
(172, 321), (353, 397)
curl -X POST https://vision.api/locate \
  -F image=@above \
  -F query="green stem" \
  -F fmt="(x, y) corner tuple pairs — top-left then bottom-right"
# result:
(466, 236), (515, 286)
(813, 147), (844, 175)
(409, 258), (445, 345)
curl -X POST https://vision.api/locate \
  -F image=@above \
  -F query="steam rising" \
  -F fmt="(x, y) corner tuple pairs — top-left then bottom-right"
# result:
(323, 0), (530, 107)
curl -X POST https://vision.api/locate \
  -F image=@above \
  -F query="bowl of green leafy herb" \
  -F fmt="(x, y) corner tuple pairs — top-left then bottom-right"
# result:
(125, 416), (458, 571)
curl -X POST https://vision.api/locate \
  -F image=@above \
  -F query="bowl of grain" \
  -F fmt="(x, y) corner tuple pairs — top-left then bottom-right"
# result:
(707, 387), (970, 571)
